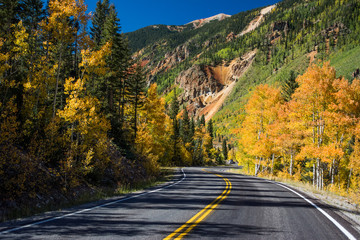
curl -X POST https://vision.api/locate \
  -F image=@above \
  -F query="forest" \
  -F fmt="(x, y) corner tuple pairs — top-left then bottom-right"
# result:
(1, 0), (360, 222)
(237, 62), (360, 203)
(0, 0), (222, 220)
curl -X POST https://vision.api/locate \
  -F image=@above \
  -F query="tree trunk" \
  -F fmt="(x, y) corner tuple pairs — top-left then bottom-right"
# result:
(133, 96), (138, 140)
(331, 159), (335, 185)
(313, 163), (316, 186)
(347, 168), (352, 191)
(290, 153), (294, 176)
(316, 158), (320, 189)
(271, 153), (274, 175)
(53, 50), (63, 119)
(321, 168), (324, 190)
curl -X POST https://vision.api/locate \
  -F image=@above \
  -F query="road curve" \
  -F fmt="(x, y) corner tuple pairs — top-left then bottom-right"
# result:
(0, 167), (359, 239)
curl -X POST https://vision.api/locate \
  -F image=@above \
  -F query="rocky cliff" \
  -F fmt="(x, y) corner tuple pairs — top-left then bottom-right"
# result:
(176, 51), (256, 117)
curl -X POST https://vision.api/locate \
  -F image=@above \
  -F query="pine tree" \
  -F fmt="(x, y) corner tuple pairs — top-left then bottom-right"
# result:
(200, 115), (205, 126)
(180, 108), (191, 144)
(19, 0), (44, 32)
(170, 88), (179, 120)
(207, 119), (214, 137)
(190, 117), (195, 141)
(170, 88), (181, 165)
(128, 64), (146, 141)
(90, 3), (131, 146)
(282, 70), (299, 102)
(222, 139), (228, 160)
(90, 0), (110, 48)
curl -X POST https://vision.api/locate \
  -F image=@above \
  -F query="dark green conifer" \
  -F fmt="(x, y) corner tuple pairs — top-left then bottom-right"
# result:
(90, 0), (110, 48)
(127, 64), (146, 140)
(281, 70), (299, 102)
(222, 139), (228, 160)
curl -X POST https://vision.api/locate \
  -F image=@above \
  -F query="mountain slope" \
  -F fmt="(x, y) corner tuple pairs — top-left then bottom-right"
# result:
(127, 0), (360, 146)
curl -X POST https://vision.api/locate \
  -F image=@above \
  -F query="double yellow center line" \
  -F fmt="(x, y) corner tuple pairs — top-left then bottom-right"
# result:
(164, 170), (232, 240)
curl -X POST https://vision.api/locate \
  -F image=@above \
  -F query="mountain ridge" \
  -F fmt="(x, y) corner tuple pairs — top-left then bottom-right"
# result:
(127, 0), (360, 148)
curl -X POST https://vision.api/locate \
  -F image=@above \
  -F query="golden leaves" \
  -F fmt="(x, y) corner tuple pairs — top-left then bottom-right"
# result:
(40, 0), (91, 46)
(80, 42), (111, 76)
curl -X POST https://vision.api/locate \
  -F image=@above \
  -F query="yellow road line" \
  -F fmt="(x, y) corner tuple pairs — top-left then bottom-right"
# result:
(164, 170), (232, 240)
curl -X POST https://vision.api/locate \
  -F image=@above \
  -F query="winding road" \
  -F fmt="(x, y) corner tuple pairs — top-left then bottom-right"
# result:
(0, 167), (359, 239)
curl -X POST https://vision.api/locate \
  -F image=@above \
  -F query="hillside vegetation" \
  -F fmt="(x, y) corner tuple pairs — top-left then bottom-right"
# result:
(0, 0), (221, 221)
(1, 0), (360, 220)
(128, 0), (360, 203)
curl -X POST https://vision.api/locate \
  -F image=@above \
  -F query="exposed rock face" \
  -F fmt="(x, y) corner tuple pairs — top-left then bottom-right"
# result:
(147, 42), (190, 81)
(226, 32), (236, 42)
(321, 23), (348, 37)
(176, 65), (222, 105)
(167, 25), (185, 32)
(237, 5), (276, 37)
(188, 13), (231, 29)
(175, 50), (256, 116)
(269, 21), (288, 43)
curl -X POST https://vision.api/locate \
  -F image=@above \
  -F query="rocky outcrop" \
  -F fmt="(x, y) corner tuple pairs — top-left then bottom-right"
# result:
(226, 32), (236, 42)
(269, 21), (288, 43)
(237, 5), (276, 37)
(167, 25), (185, 32)
(321, 23), (348, 38)
(175, 50), (257, 117)
(147, 42), (190, 80)
(188, 13), (231, 29)
(176, 65), (223, 105)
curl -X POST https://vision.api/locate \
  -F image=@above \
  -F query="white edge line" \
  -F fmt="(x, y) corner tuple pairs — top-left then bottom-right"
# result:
(0, 168), (186, 235)
(266, 180), (356, 240)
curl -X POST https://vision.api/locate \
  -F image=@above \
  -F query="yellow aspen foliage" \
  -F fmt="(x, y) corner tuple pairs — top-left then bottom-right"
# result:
(22, 56), (58, 138)
(41, 0), (90, 45)
(58, 77), (110, 180)
(54, 35), (112, 187)
(13, 21), (29, 59)
(240, 84), (282, 174)
(135, 83), (171, 171)
(350, 122), (360, 174)
(80, 42), (111, 76)
(0, 39), (10, 76)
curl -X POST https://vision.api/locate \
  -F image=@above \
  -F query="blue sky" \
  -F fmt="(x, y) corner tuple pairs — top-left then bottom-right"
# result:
(85, 0), (280, 33)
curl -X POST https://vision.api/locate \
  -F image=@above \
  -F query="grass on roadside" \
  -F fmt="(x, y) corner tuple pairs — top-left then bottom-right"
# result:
(2, 167), (177, 223)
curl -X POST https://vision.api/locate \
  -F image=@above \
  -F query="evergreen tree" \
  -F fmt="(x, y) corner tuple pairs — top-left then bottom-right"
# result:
(0, 0), (21, 105)
(170, 88), (179, 120)
(200, 114), (205, 126)
(180, 108), (191, 144)
(222, 139), (228, 160)
(282, 70), (299, 102)
(90, 3), (131, 146)
(170, 88), (181, 165)
(90, 0), (110, 48)
(19, 0), (44, 34)
(128, 64), (146, 141)
(190, 117), (195, 140)
(207, 119), (214, 149)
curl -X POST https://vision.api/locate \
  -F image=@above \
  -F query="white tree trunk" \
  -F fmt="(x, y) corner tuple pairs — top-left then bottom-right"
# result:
(313, 163), (316, 187)
(290, 153), (294, 176)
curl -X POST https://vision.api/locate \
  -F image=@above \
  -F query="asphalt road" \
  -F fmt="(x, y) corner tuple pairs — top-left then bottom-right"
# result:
(0, 167), (359, 239)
